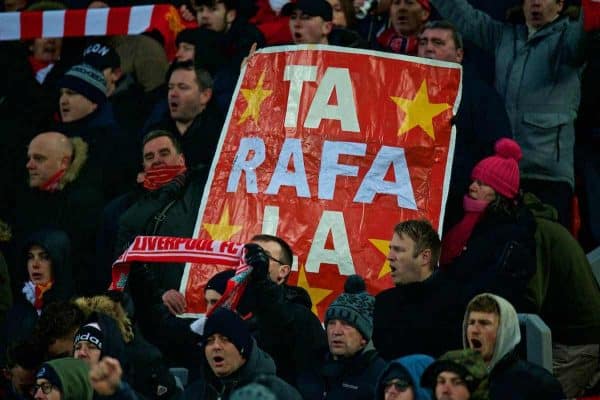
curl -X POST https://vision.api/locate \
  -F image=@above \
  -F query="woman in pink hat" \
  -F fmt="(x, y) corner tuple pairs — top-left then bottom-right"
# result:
(440, 138), (537, 311)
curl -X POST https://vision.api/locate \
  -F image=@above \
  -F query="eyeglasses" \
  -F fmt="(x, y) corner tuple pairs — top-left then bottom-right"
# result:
(264, 251), (286, 266)
(384, 378), (411, 392)
(30, 382), (57, 395)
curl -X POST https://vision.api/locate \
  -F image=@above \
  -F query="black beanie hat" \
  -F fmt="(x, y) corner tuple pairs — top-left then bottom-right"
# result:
(203, 307), (253, 358)
(36, 363), (63, 391)
(205, 269), (235, 295)
(73, 323), (104, 353)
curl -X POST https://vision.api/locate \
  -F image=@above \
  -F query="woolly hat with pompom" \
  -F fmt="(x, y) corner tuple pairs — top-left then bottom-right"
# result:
(471, 138), (522, 199)
(325, 275), (375, 340)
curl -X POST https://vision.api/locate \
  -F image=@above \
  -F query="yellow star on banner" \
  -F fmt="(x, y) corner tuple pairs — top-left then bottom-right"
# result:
(390, 80), (451, 139)
(238, 70), (272, 124)
(369, 239), (391, 278)
(296, 264), (333, 316)
(202, 205), (243, 240)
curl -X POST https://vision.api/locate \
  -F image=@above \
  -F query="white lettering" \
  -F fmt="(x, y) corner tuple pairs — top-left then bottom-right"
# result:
(283, 65), (318, 128)
(305, 211), (354, 275)
(318, 141), (366, 200)
(354, 146), (417, 209)
(265, 138), (310, 197)
(226, 137), (265, 193)
(305, 67), (360, 132)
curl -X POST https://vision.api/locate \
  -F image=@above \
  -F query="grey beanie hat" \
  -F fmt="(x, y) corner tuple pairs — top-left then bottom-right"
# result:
(325, 275), (375, 340)
(58, 63), (107, 105)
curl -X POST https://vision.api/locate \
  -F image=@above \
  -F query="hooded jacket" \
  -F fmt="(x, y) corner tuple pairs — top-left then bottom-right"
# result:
(42, 357), (93, 400)
(429, 0), (585, 188)
(523, 193), (600, 345)
(182, 338), (286, 400)
(462, 293), (564, 399)
(374, 354), (434, 400)
(12, 137), (105, 296)
(0, 229), (75, 365)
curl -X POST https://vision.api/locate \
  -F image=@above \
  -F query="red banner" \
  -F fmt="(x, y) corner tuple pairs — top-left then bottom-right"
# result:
(180, 45), (462, 318)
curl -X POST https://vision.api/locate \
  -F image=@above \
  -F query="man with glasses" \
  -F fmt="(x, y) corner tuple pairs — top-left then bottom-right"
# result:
(240, 234), (328, 399)
(32, 358), (92, 400)
(374, 354), (434, 400)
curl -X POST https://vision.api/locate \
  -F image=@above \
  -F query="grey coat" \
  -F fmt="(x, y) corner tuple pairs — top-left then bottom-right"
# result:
(431, 0), (586, 188)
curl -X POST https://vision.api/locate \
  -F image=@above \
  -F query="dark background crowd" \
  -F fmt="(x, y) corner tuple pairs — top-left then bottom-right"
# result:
(0, 0), (599, 399)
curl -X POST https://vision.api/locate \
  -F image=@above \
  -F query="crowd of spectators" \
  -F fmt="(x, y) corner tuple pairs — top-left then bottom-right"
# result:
(1, 0), (600, 399)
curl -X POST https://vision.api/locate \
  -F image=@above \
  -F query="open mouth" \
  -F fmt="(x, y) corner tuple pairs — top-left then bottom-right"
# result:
(31, 272), (43, 281)
(470, 338), (482, 350)
(212, 356), (224, 366)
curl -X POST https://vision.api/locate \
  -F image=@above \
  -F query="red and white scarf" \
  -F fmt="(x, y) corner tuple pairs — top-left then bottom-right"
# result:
(110, 236), (250, 314)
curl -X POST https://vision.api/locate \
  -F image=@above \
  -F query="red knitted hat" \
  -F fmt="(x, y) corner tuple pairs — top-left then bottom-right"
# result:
(417, 0), (431, 11)
(471, 138), (522, 199)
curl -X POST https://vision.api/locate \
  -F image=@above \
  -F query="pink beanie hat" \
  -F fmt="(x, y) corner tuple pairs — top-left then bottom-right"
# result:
(471, 138), (522, 199)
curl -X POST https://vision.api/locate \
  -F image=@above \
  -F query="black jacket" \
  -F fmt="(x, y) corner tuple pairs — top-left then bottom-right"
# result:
(241, 280), (328, 394)
(116, 168), (208, 364)
(489, 351), (564, 400)
(149, 102), (225, 169)
(12, 148), (104, 296)
(300, 346), (387, 400)
(443, 205), (538, 312)
(181, 339), (300, 400)
(58, 103), (138, 202)
(373, 271), (466, 361)
(444, 66), (511, 231)
(0, 229), (74, 366)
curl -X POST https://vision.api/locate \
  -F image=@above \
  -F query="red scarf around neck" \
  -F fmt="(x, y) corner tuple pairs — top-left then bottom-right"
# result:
(40, 169), (66, 192)
(440, 195), (490, 266)
(34, 281), (54, 310)
(377, 27), (419, 55)
(142, 165), (187, 191)
(28, 56), (52, 73)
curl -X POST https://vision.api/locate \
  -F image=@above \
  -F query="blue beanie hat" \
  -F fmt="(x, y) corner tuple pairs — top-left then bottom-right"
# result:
(325, 275), (375, 340)
(58, 63), (107, 105)
(203, 307), (253, 358)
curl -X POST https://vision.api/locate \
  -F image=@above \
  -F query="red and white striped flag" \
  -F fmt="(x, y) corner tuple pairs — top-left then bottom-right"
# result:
(0, 4), (197, 59)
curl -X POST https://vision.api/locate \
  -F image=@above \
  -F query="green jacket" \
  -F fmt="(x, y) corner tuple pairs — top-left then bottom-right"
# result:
(43, 358), (93, 400)
(524, 193), (600, 344)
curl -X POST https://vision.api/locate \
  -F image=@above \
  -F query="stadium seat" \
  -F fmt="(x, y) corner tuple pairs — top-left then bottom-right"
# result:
(517, 313), (553, 373)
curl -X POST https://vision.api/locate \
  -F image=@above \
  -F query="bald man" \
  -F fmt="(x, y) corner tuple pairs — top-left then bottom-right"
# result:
(26, 132), (74, 189)
(10, 131), (105, 296)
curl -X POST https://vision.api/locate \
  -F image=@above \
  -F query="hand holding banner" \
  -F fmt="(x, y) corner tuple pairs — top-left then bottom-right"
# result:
(181, 45), (462, 318)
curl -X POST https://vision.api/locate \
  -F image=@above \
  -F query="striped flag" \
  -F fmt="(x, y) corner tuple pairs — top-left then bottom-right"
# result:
(0, 5), (197, 59)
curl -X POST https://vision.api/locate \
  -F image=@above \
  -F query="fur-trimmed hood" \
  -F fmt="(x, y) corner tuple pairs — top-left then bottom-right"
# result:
(73, 295), (133, 343)
(57, 137), (88, 191)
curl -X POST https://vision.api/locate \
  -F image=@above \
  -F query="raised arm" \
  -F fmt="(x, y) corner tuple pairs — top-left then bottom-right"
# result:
(429, 0), (505, 53)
